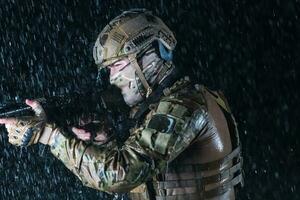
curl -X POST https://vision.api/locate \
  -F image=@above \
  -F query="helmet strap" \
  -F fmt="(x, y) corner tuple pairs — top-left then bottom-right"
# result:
(128, 53), (152, 98)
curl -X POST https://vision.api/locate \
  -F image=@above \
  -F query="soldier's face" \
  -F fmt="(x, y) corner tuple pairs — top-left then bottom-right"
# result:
(108, 58), (143, 106)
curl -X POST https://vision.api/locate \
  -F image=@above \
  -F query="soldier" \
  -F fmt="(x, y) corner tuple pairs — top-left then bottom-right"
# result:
(0, 9), (243, 200)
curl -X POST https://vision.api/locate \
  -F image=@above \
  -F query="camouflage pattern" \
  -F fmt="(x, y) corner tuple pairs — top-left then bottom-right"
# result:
(128, 79), (243, 200)
(46, 78), (206, 193)
(6, 115), (46, 147)
(47, 78), (243, 199)
(93, 9), (177, 98)
(93, 9), (176, 68)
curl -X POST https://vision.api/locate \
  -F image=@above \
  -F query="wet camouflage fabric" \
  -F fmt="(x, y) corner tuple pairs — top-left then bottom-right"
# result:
(47, 80), (207, 194)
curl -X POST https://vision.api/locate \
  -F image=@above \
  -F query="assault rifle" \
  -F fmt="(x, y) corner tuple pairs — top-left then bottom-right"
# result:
(0, 95), (74, 118)
(0, 87), (131, 145)
(0, 91), (99, 119)
(0, 92), (101, 135)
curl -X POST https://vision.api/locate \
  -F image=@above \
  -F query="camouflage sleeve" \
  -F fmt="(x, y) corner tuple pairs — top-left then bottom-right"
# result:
(134, 97), (208, 162)
(48, 129), (154, 193)
(47, 97), (208, 193)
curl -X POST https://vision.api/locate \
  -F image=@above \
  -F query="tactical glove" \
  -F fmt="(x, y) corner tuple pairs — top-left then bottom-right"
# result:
(6, 116), (46, 146)
(2, 99), (52, 147)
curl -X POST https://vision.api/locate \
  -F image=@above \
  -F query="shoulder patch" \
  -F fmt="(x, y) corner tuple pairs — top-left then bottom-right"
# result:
(147, 114), (176, 134)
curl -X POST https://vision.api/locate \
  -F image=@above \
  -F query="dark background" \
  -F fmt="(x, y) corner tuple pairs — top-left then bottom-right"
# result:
(0, 0), (299, 199)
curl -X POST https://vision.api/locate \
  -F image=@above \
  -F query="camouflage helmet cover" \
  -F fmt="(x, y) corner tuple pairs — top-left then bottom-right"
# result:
(93, 9), (177, 68)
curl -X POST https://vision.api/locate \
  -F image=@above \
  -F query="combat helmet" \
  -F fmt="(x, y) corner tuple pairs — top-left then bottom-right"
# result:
(93, 9), (177, 97)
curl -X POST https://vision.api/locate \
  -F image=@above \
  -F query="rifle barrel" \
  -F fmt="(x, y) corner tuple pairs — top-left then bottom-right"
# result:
(0, 106), (32, 118)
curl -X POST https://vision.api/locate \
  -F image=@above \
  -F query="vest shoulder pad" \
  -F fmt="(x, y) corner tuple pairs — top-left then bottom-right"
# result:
(136, 96), (208, 163)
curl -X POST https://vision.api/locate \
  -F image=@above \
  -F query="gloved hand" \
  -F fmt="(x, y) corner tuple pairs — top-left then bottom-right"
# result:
(72, 121), (110, 145)
(0, 99), (47, 147)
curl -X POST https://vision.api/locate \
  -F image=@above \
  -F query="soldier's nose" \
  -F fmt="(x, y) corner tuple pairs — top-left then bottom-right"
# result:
(109, 66), (120, 76)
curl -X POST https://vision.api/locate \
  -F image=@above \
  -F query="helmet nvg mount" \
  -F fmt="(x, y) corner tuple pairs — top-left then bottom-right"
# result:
(93, 9), (177, 97)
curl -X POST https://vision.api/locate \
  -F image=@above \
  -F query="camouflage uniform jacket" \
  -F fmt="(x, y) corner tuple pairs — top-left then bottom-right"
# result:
(46, 78), (243, 199)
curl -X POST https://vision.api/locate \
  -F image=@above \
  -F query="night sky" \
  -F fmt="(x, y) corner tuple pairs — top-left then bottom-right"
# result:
(0, 0), (299, 199)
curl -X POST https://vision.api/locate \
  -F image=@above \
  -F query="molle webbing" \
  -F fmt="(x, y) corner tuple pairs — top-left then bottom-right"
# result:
(153, 147), (243, 199)
(204, 173), (243, 198)
(191, 146), (241, 171)
(161, 147), (241, 175)
(153, 175), (243, 199)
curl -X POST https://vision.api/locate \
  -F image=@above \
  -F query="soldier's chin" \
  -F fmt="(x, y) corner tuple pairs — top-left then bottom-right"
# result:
(123, 93), (142, 107)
